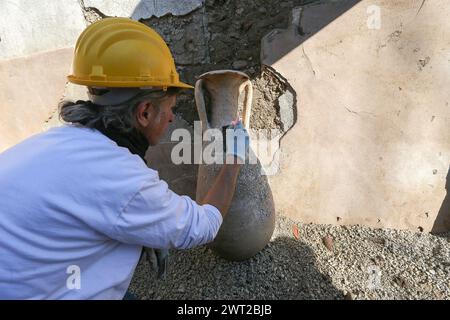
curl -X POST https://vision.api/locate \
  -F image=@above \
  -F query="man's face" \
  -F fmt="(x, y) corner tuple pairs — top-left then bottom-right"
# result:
(141, 95), (177, 146)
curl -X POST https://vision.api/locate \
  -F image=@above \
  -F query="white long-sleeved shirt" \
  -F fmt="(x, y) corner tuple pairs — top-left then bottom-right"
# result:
(0, 125), (222, 299)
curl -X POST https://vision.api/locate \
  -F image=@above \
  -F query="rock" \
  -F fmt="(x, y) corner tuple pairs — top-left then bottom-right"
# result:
(241, 20), (253, 31)
(432, 245), (442, 256)
(292, 224), (300, 240)
(370, 237), (387, 246)
(393, 276), (407, 288)
(323, 236), (333, 252)
(278, 90), (295, 131)
(229, 32), (240, 40)
(258, 7), (268, 14)
(232, 60), (248, 69)
(344, 291), (354, 300)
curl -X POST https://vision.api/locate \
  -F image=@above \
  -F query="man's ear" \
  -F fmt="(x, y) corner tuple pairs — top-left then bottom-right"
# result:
(136, 100), (153, 128)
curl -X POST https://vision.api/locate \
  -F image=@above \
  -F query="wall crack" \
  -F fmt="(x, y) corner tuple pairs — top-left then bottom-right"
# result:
(416, 0), (426, 16)
(302, 45), (316, 76)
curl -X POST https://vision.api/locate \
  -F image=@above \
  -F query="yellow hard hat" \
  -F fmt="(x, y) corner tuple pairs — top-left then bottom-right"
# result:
(67, 17), (193, 90)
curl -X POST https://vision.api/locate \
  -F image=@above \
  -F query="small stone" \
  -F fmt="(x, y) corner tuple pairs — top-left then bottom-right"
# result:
(432, 245), (442, 256)
(278, 91), (295, 130)
(241, 20), (253, 31)
(292, 224), (300, 240)
(232, 60), (248, 69)
(393, 276), (407, 288)
(344, 291), (354, 300)
(322, 236), (333, 252)
(370, 237), (386, 246)
(229, 32), (240, 39)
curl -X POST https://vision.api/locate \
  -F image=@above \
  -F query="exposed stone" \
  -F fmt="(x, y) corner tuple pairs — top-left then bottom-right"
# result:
(232, 60), (248, 69)
(278, 90), (295, 131)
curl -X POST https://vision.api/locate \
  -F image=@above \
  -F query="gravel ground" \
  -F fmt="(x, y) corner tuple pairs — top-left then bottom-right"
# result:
(128, 216), (450, 300)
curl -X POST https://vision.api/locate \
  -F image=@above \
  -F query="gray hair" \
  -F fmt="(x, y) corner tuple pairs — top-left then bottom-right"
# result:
(59, 87), (179, 133)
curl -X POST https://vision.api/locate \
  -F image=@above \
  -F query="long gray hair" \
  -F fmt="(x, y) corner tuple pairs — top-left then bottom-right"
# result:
(59, 87), (179, 133)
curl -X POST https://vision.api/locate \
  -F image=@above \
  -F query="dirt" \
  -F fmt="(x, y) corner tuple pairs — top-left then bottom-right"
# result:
(128, 216), (450, 300)
(250, 67), (286, 130)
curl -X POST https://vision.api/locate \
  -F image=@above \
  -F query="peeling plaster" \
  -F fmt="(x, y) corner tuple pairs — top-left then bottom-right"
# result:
(78, 0), (107, 24)
(83, 0), (204, 20)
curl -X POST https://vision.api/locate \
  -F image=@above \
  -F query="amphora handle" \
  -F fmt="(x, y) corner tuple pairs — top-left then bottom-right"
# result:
(195, 79), (209, 133)
(240, 79), (253, 130)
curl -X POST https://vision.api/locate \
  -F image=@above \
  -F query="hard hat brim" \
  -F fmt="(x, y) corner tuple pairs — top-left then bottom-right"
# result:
(172, 81), (195, 90)
(67, 76), (194, 90)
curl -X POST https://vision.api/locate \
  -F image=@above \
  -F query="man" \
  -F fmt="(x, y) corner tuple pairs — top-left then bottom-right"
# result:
(0, 18), (248, 299)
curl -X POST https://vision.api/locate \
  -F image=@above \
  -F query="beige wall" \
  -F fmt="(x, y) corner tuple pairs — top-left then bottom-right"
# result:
(0, 49), (73, 151)
(0, 0), (86, 151)
(262, 0), (450, 232)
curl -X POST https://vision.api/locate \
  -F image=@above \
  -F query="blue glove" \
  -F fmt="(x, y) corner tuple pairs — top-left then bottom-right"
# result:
(225, 120), (250, 164)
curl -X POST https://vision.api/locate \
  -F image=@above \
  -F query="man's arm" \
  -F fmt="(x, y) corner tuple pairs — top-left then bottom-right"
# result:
(108, 121), (248, 249)
(199, 120), (249, 218)
(199, 162), (241, 218)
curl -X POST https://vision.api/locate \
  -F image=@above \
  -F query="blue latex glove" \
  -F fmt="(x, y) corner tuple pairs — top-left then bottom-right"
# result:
(225, 120), (250, 164)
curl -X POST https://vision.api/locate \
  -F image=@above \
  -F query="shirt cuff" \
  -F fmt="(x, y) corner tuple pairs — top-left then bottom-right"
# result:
(202, 204), (223, 226)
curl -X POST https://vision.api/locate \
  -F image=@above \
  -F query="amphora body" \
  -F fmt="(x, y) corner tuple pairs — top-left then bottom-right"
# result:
(195, 70), (275, 261)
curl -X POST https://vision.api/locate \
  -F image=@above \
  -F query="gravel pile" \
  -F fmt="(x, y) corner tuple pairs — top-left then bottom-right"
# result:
(128, 216), (450, 300)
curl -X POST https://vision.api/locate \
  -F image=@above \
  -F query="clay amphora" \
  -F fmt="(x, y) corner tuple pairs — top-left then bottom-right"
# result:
(195, 70), (275, 261)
